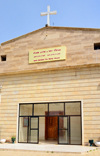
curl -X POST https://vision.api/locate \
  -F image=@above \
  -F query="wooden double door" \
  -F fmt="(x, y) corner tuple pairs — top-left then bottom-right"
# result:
(45, 116), (58, 140)
(45, 111), (64, 140)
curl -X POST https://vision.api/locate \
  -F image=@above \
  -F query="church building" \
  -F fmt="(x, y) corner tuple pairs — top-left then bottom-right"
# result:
(0, 25), (100, 145)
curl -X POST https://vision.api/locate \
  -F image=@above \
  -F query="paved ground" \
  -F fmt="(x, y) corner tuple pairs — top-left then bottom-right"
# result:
(0, 143), (97, 153)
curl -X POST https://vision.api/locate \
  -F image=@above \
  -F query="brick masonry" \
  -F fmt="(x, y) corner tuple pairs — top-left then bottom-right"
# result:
(0, 26), (100, 145)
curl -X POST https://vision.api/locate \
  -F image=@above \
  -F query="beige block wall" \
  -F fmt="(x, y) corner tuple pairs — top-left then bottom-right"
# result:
(0, 27), (100, 75)
(0, 66), (100, 145)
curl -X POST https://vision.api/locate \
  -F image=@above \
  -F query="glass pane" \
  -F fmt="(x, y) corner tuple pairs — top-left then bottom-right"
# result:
(20, 104), (32, 116)
(49, 103), (64, 115)
(31, 117), (38, 129)
(59, 117), (67, 129)
(34, 104), (48, 115)
(28, 130), (38, 143)
(39, 117), (45, 141)
(65, 102), (80, 115)
(59, 130), (69, 144)
(19, 117), (28, 142)
(70, 117), (81, 144)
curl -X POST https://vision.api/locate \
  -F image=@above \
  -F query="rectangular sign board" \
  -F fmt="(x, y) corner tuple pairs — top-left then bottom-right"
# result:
(29, 46), (66, 64)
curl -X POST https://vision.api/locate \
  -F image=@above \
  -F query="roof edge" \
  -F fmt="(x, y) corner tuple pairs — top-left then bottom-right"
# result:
(1, 27), (46, 46)
(1, 26), (100, 46)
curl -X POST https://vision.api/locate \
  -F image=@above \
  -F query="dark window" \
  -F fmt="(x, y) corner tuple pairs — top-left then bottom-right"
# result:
(1, 55), (6, 61)
(94, 43), (100, 50)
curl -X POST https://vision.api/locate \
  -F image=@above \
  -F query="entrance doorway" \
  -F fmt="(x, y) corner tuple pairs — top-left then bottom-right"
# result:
(18, 101), (82, 145)
(45, 111), (64, 140)
(45, 116), (58, 140)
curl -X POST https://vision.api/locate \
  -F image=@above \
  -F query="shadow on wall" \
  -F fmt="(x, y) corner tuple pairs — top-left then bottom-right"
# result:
(97, 84), (100, 90)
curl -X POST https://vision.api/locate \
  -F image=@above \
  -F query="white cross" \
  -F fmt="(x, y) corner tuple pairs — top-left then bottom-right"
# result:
(41, 6), (57, 26)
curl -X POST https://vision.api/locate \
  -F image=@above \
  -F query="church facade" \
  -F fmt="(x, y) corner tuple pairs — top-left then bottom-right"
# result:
(0, 26), (100, 145)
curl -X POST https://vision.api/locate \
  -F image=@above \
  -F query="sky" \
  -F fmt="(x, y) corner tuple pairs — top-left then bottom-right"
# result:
(0, 0), (100, 43)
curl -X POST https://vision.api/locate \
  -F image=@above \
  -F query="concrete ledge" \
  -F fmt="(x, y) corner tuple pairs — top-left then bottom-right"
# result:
(0, 143), (97, 153)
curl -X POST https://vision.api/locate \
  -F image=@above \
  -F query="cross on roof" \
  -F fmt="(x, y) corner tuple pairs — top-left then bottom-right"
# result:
(41, 6), (57, 26)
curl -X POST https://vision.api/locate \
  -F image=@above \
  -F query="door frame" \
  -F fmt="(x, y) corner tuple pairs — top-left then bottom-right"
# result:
(18, 116), (39, 144)
(58, 115), (82, 145)
(29, 116), (39, 144)
(58, 116), (70, 144)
